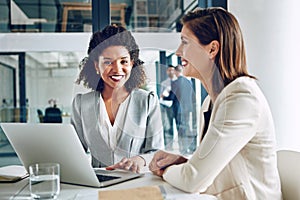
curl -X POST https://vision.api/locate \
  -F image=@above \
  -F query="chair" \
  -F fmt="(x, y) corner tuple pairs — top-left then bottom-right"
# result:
(277, 150), (300, 200)
(43, 107), (62, 123)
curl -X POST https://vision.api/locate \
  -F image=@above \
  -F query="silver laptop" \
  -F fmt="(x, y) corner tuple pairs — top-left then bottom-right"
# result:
(0, 123), (143, 187)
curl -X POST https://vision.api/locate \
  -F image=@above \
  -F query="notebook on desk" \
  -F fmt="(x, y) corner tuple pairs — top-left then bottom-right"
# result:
(0, 123), (143, 187)
(0, 165), (28, 183)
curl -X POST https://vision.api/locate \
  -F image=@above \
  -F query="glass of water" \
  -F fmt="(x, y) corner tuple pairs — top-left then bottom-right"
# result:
(29, 163), (60, 199)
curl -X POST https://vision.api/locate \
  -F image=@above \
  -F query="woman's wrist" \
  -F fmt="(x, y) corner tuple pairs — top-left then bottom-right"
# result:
(176, 155), (188, 165)
(162, 165), (171, 177)
(132, 155), (146, 167)
(161, 156), (187, 177)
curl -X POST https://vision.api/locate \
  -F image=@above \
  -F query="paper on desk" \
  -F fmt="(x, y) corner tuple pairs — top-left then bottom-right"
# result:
(98, 185), (164, 200)
(0, 165), (28, 182)
(70, 185), (217, 200)
(161, 184), (218, 200)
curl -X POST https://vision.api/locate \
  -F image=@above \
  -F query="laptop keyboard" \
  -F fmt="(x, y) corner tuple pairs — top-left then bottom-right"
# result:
(96, 174), (121, 182)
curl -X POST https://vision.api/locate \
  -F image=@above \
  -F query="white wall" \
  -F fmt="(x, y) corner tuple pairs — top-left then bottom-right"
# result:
(229, 0), (300, 151)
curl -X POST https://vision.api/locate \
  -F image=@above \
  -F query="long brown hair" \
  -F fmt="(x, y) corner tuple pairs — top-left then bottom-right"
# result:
(181, 7), (255, 86)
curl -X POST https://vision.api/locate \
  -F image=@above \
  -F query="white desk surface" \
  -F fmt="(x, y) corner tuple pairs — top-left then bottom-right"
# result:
(0, 172), (217, 200)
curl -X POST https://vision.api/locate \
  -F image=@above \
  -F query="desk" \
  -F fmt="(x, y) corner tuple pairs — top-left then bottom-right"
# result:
(0, 172), (216, 200)
(61, 2), (127, 32)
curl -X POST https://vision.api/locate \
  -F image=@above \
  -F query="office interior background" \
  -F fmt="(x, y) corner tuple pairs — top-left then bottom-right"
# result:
(1, 0), (300, 167)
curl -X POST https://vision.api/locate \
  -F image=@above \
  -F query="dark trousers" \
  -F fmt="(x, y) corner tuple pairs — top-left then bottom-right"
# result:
(160, 105), (174, 150)
(176, 111), (197, 154)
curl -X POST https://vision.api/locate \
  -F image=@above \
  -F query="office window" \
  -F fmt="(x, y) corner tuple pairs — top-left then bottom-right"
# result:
(0, 0), (198, 33)
(132, 0), (183, 32)
(0, 58), (15, 122)
(0, 58), (21, 167)
(0, 0), (128, 33)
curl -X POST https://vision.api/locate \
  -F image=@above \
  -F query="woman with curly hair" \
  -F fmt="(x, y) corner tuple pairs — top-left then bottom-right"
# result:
(71, 25), (163, 173)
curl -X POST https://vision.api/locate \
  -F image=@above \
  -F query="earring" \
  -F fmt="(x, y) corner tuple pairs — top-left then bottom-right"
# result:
(96, 71), (99, 74)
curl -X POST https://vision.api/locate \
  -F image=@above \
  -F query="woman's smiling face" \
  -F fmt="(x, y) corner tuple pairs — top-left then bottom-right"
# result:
(95, 46), (133, 90)
(176, 25), (213, 80)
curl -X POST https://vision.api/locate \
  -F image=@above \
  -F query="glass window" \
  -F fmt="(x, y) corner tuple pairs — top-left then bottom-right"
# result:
(0, 0), (199, 33)
(0, 56), (16, 122)
(0, 0), (200, 166)
(129, 0), (183, 32)
(1, 0), (94, 33)
(0, 55), (21, 167)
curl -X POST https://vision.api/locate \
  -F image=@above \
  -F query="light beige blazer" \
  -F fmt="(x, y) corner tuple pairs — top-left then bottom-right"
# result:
(163, 77), (282, 200)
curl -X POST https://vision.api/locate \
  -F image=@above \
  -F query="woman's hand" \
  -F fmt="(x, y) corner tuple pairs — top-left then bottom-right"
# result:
(106, 156), (145, 173)
(149, 150), (188, 177)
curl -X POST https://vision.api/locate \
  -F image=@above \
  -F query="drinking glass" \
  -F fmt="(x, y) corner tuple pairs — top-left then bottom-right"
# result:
(29, 163), (60, 199)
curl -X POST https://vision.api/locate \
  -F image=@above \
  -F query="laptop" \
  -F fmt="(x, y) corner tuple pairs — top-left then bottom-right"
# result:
(0, 123), (143, 187)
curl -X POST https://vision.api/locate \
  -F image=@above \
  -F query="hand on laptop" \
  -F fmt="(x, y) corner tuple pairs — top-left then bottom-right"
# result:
(149, 150), (188, 177)
(106, 156), (146, 173)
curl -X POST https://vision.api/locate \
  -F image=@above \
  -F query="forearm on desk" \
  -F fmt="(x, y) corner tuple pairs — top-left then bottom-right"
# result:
(162, 93), (259, 193)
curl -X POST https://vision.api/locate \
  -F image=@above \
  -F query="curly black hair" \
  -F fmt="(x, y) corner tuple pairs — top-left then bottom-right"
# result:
(76, 25), (147, 92)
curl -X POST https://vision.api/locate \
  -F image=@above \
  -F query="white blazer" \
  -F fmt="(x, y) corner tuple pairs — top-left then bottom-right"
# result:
(162, 77), (282, 200)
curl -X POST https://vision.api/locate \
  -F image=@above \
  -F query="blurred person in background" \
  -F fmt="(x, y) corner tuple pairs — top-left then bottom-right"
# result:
(159, 65), (177, 150)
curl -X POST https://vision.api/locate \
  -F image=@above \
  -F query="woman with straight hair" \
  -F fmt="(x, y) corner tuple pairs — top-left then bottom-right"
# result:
(149, 7), (282, 200)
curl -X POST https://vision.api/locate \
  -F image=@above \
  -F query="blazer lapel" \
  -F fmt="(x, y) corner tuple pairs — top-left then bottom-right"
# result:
(199, 96), (211, 143)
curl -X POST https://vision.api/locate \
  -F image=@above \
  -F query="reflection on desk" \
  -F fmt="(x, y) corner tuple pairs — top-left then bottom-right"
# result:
(0, 172), (217, 200)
